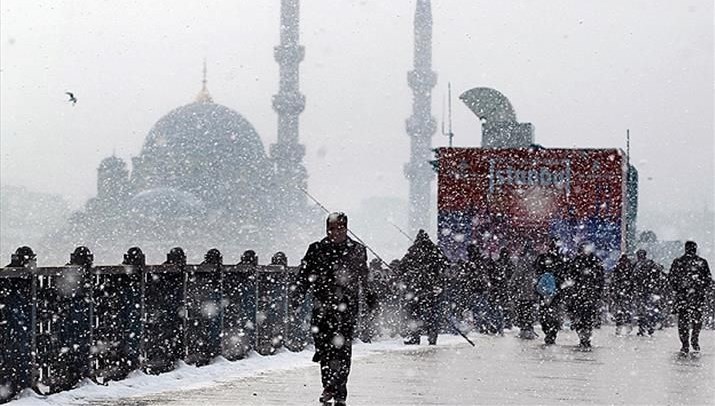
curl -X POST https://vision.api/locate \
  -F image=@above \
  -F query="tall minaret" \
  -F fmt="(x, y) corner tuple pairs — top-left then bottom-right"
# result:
(271, 0), (308, 215)
(405, 0), (437, 237)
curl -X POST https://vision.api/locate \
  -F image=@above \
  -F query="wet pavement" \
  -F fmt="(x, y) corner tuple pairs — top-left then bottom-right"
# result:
(43, 328), (715, 405)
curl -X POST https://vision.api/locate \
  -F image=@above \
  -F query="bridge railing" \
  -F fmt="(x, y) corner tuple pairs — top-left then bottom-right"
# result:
(0, 266), (35, 401)
(142, 264), (185, 374)
(0, 250), (314, 404)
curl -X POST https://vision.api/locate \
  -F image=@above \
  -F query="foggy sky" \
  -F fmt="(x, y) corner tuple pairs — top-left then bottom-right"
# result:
(1, 1), (713, 246)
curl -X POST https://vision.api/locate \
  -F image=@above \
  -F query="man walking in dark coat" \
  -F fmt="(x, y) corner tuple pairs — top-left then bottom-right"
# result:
(535, 239), (567, 345)
(488, 247), (514, 335)
(610, 254), (635, 335)
(512, 241), (539, 339)
(399, 229), (447, 345)
(463, 244), (492, 334)
(668, 241), (712, 356)
(568, 243), (605, 349)
(292, 212), (375, 405)
(632, 249), (662, 336)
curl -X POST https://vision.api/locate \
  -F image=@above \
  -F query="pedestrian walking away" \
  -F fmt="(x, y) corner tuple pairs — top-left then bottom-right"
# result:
(462, 244), (492, 335)
(512, 241), (539, 339)
(632, 249), (662, 336)
(610, 254), (635, 336)
(398, 229), (448, 345)
(292, 212), (376, 405)
(668, 241), (712, 357)
(567, 242), (605, 350)
(488, 247), (514, 335)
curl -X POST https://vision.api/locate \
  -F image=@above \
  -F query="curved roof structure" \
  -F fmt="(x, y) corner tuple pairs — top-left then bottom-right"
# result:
(140, 101), (266, 164)
(459, 87), (517, 123)
(131, 100), (272, 206)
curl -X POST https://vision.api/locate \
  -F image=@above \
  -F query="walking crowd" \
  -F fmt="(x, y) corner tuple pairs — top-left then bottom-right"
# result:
(284, 214), (712, 405)
(357, 232), (713, 356)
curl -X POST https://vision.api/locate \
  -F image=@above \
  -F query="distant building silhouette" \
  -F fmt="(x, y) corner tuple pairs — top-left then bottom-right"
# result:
(47, 4), (318, 263)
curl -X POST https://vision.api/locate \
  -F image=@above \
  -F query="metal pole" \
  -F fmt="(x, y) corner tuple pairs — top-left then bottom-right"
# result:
(441, 82), (455, 147)
(447, 82), (454, 147)
(626, 129), (631, 253)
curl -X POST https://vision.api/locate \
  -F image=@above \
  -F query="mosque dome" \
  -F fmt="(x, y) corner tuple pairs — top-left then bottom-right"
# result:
(130, 85), (273, 206)
(139, 100), (267, 170)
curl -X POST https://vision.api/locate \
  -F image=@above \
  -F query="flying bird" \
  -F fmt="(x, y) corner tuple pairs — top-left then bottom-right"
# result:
(65, 92), (77, 105)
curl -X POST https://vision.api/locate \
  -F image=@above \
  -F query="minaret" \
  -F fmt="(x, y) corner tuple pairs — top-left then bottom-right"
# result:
(405, 0), (437, 237)
(271, 0), (308, 215)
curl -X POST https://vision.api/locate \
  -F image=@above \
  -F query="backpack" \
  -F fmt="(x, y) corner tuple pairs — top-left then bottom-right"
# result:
(536, 272), (557, 299)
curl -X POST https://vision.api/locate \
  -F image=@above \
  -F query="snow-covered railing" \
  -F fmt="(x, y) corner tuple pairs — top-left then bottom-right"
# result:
(0, 252), (312, 404)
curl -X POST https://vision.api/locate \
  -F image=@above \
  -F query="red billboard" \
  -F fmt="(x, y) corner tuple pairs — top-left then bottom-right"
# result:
(437, 147), (628, 265)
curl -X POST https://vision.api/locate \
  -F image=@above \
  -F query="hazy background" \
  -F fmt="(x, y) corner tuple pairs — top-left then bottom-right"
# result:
(1, 0), (713, 263)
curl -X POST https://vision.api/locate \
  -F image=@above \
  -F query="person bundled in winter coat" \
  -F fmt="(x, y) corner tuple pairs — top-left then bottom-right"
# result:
(668, 241), (712, 355)
(567, 243), (605, 349)
(511, 242), (539, 339)
(632, 249), (662, 336)
(488, 247), (514, 335)
(399, 229), (448, 345)
(610, 254), (635, 335)
(535, 239), (568, 345)
(462, 244), (493, 334)
(292, 212), (375, 405)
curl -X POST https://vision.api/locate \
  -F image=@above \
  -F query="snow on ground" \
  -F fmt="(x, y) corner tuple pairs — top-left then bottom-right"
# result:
(7, 335), (467, 406)
(7, 328), (714, 405)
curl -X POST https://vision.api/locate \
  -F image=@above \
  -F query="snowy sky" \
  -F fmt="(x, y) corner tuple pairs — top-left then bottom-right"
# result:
(1, 0), (713, 235)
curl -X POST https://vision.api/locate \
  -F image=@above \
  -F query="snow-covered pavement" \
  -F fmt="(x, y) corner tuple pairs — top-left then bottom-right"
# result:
(10, 327), (714, 405)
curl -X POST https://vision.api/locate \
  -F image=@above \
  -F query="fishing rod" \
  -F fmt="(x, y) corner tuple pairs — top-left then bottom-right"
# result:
(387, 220), (413, 241)
(447, 316), (476, 347)
(297, 186), (394, 271)
(388, 221), (476, 348)
(299, 186), (478, 349)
